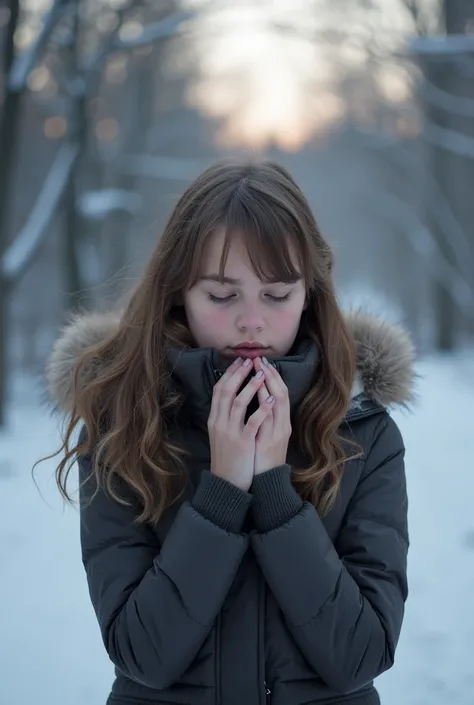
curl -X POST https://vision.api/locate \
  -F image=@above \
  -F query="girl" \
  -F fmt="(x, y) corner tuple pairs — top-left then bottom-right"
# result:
(46, 160), (413, 705)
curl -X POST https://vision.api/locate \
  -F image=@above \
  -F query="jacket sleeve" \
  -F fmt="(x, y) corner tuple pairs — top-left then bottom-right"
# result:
(250, 414), (409, 695)
(79, 451), (251, 690)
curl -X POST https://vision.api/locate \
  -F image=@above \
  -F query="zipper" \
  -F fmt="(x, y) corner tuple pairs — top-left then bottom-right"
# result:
(264, 680), (271, 700)
(215, 612), (222, 705)
(258, 569), (269, 705)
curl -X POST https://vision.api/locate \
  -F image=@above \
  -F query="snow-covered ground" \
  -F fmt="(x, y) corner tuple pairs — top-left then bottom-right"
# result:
(1, 352), (474, 705)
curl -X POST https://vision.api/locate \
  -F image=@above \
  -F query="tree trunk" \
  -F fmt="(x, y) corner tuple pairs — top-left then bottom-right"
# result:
(0, 0), (21, 425)
(443, 0), (474, 339)
(421, 0), (474, 350)
(62, 0), (87, 310)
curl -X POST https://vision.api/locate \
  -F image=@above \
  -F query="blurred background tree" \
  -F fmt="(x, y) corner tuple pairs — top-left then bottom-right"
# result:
(0, 0), (473, 424)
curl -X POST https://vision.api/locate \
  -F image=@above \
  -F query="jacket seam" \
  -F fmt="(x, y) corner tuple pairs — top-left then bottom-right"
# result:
(156, 563), (209, 628)
(289, 566), (343, 628)
(349, 512), (409, 544)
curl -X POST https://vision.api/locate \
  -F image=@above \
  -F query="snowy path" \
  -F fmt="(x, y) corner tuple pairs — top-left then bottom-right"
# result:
(1, 354), (473, 705)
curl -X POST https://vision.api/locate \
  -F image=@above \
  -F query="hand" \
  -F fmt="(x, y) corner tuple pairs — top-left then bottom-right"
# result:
(253, 357), (292, 475)
(208, 357), (275, 491)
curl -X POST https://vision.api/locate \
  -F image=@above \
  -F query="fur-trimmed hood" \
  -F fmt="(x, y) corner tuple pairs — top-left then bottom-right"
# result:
(46, 309), (416, 415)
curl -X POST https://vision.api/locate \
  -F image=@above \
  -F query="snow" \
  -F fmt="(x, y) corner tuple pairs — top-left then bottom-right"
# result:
(377, 351), (474, 705)
(1, 352), (473, 705)
(78, 188), (143, 220)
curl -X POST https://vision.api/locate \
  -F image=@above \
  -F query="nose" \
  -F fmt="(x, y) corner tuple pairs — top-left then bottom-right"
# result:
(236, 303), (265, 333)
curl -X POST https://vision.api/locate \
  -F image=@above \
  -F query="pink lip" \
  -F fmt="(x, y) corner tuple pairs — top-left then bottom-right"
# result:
(233, 341), (266, 348)
(231, 347), (268, 360)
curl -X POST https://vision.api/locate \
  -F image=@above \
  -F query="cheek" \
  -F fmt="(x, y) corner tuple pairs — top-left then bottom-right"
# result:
(200, 308), (228, 329)
(270, 306), (304, 344)
(188, 303), (229, 338)
(270, 303), (303, 330)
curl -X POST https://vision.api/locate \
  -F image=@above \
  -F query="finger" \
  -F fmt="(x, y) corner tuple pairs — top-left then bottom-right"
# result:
(213, 357), (254, 420)
(257, 381), (273, 438)
(217, 356), (255, 388)
(261, 358), (288, 426)
(209, 358), (242, 425)
(255, 357), (281, 416)
(229, 368), (268, 427)
(244, 396), (275, 438)
(257, 379), (272, 407)
(220, 355), (244, 380)
(253, 358), (270, 406)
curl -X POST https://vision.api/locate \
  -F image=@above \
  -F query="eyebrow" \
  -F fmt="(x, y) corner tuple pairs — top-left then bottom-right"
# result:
(199, 274), (302, 285)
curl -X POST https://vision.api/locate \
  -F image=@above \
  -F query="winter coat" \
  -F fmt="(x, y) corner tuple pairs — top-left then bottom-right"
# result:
(47, 310), (414, 705)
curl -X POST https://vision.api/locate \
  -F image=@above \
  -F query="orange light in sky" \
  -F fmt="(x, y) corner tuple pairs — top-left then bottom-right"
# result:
(175, 0), (414, 150)
(181, 3), (334, 150)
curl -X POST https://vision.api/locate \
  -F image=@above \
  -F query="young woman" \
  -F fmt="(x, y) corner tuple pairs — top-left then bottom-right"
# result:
(46, 159), (414, 705)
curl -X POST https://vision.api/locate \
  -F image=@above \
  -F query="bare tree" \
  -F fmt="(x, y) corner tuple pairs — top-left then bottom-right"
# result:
(412, 0), (474, 349)
(333, 0), (474, 348)
(400, 0), (443, 35)
(0, 0), (191, 424)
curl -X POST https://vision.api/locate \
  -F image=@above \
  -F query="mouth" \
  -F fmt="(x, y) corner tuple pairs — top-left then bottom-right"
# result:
(230, 345), (270, 360)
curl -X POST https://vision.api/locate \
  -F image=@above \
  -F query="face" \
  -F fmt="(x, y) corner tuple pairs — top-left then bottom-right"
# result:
(183, 230), (307, 359)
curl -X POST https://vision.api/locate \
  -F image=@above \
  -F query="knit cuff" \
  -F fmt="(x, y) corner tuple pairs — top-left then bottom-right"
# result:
(251, 464), (303, 533)
(192, 470), (252, 533)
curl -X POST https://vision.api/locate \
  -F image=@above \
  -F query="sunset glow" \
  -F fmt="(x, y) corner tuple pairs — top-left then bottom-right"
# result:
(180, 2), (341, 150)
(176, 0), (416, 150)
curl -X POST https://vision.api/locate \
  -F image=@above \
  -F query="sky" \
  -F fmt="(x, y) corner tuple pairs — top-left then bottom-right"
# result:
(16, 0), (439, 149)
(175, 0), (423, 149)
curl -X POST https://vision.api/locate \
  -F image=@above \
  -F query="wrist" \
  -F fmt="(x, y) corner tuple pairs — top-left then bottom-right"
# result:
(254, 459), (286, 476)
(211, 469), (251, 492)
(251, 464), (303, 532)
(193, 471), (252, 533)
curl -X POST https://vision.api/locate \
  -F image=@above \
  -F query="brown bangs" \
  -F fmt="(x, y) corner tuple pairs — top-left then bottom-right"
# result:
(217, 185), (311, 286)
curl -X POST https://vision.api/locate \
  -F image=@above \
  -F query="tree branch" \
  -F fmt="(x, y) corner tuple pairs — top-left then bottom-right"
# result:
(8, 0), (69, 93)
(421, 76), (474, 117)
(424, 121), (474, 158)
(370, 191), (474, 315)
(0, 143), (80, 289)
(353, 126), (474, 278)
(115, 10), (193, 49)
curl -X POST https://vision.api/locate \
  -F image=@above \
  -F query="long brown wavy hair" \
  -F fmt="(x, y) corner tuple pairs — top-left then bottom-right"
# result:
(43, 159), (359, 524)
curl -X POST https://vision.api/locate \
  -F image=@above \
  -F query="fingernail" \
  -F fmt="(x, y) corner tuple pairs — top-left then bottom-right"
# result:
(255, 370), (264, 379)
(266, 395), (274, 403)
(262, 357), (269, 365)
(233, 357), (242, 364)
(243, 358), (251, 366)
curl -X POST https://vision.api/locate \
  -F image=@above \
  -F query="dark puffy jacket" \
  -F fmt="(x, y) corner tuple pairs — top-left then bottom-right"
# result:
(47, 311), (413, 705)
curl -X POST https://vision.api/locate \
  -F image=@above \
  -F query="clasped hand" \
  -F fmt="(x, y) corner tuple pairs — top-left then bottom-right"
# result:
(207, 356), (292, 491)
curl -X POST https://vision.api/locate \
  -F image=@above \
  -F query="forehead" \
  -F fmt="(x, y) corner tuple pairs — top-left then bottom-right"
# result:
(199, 230), (250, 271)
(198, 228), (302, 280)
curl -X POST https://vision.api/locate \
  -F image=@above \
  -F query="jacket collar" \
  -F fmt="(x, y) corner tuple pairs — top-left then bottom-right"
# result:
(166, 336), (320, 427)
(45, 309), (417, 417)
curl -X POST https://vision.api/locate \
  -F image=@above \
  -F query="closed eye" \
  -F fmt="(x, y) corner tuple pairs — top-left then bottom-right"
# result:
(267, 293), (291, 303)
(207, 293), (235, 303)
(207, 293), (292, 303)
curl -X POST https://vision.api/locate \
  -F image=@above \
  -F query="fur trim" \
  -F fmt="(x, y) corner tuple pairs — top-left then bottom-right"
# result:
(46, 310), (122, 414)
(46, 309), (416, 413)
(345, 311), (416, 408)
